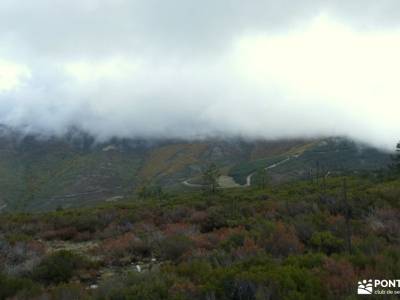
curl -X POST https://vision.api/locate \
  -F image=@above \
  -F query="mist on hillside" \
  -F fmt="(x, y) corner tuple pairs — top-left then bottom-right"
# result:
(0, 1), (399, 149)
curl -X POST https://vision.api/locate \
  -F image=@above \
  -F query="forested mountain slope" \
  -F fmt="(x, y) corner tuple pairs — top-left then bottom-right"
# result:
(0, 128), (391, 212)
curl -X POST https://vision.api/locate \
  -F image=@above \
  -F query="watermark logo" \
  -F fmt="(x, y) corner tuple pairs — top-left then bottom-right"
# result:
(357, 279), (400, 295)
(358, 279), (373, 295)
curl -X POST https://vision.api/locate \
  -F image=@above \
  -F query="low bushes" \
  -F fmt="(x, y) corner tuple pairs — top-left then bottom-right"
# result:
(32, 250), (94, 285)
(0, 273), (41, 300)
(310, 231), (344, 255)
(160, 235), (194, 261)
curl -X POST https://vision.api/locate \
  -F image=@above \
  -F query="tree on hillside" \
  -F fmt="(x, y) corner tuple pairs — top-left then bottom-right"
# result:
(255, 167), (268, 189)
(137, 180), (150, 199)
(391, 141), (400, 173)
(202, 163), (220, 193)
(342, 178), (352, 255)
(137, 180), (164, 200)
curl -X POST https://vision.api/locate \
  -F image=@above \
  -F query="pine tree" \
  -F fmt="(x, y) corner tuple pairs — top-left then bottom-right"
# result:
(202, 163), (220, 193)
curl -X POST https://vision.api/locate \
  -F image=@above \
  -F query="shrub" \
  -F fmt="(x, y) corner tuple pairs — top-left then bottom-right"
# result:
(265, 222), (304, 257)
(320, 257), (356, 296)
(101, 233), (136, 257)
(163, 223), (197, 237)
(99, 233), (151, 264)
(41, 227), (78, 240)
(2, 240), (46, 277)
(0, 273), (41, 300)
(96, 272), (174, 300)
(160, 235), (194, 261)
(32, 250), (91, 285)
(189, 210), (209, 224)
(51, 283), (87, 300)
(5, 233), (33, 244)
(310, 231), (344, 255)
(220, 232), (245, 251)
(199, 208), (227, 233)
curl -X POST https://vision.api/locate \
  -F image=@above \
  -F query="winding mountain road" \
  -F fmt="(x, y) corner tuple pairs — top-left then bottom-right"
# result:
(244, 154), (299, 187)
(182, 154), (299, 189)
(182, 179), (204, 188)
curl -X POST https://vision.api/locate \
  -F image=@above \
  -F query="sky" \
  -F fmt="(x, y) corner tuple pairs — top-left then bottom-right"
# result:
(0, 0), (399, 149)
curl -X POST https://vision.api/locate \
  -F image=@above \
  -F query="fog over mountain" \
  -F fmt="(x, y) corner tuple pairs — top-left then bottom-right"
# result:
(0, 0), (399, 149)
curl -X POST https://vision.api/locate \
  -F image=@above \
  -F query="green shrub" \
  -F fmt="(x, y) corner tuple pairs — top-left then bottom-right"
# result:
(32, 250), (91, 285)
(5, 233), (33, 244)
(160, 235), (194, 261)
(285, 253), (326, 269)
(310, 231), (344, 255)
(0, 273), (41, 300)
(221, 233), (245, 251)
(95, 272), (173, 300)
(51, 283), (87, 300)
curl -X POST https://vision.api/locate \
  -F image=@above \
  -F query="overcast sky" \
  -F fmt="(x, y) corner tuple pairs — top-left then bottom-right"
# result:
(0, 0), (399, 149)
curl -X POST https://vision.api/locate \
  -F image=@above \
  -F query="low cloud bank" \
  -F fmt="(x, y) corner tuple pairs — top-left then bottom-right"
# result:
(0, 1), (399, 150)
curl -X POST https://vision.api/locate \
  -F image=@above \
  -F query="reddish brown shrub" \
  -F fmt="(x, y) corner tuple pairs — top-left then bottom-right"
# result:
(264, 222), (304, 257)
(163, 223), (197, 237)
(41, 227), (78, 241)
(100, 232), (151, 262)
(72, 231), (92, 242)
(321, 257), (356, 296)
(233, 238), (261, 259)
(188, 211), (209, 224)
(103, 233), (134, 252)
(190, 234), (215, 250)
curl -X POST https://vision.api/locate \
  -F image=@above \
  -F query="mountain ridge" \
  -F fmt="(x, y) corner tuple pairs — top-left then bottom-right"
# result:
(0, 128), (391, 212)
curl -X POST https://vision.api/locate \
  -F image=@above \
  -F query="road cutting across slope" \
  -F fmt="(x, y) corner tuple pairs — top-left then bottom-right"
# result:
(182, 154), (299, 188)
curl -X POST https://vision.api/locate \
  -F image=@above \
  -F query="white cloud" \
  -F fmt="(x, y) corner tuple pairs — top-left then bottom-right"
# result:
(0, 60), (30, 92)
(63, 57), (140, 83)
(0, 1), (399, 150)
(230, 15), (400, 149)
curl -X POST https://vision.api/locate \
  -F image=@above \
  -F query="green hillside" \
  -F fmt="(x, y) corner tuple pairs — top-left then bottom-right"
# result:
(231, 138), (391, 185)
(0, 130), (392, 212)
